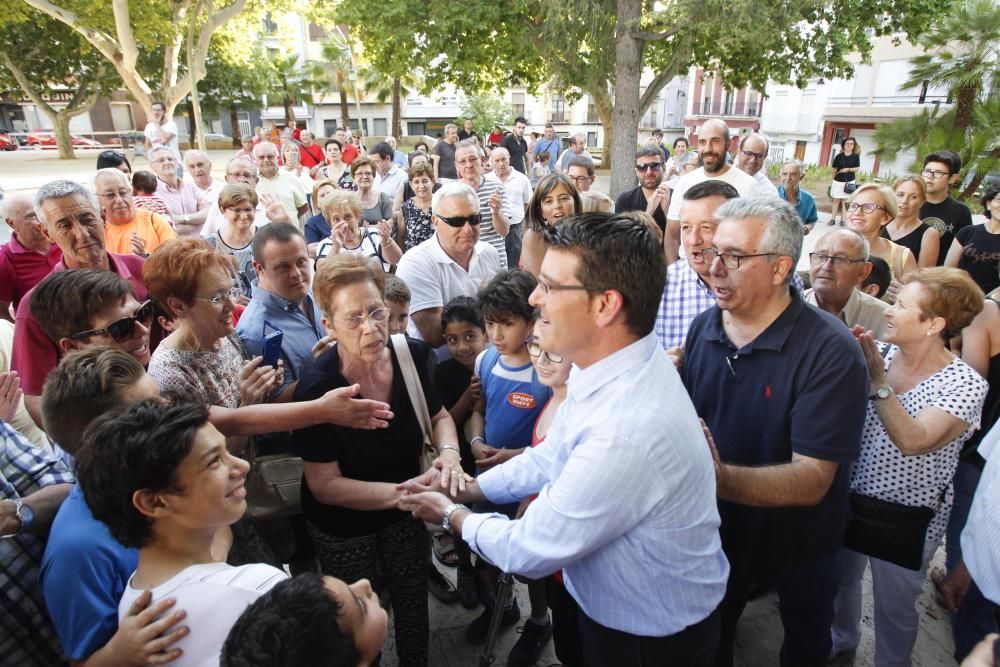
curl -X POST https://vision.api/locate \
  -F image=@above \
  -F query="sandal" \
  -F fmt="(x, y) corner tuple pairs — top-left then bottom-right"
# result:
(432, 532), (459, 567)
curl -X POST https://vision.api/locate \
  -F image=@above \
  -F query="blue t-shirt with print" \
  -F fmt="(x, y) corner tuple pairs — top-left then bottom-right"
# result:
(476, 346), (551, 451)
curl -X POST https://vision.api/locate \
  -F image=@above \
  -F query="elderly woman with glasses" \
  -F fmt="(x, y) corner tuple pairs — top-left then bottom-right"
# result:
(846, 183), (918, 303)
(831, 267), (988, 666)
(205, 183), (260, 298)
(292, 253), (464, 667)
(94, 168), (175, 257)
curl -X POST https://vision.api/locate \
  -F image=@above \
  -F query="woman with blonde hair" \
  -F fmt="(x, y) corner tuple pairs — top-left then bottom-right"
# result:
(885, 175), (940, 267)
(315, 189), (401, 271)
(846, 183), (917, 302)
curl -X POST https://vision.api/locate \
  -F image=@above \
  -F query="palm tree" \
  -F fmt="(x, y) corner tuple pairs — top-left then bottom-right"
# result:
(268, 54), (326, 128)
(321, 32), (358, 130)
(357, 66), (422, 139)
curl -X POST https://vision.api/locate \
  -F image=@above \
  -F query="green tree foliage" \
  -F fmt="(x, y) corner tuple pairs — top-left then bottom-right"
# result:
(198, 32), (272, 145)
(459, 94), (514, 138)
(266, 53), (327, 128)
(358, 66), (422, 139)
(0, 7), (119, 158)
(874, 0), (1000, 199)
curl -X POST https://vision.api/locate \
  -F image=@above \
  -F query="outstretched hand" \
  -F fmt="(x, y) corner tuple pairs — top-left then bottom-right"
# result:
(318, 384), (393, 429)
(398, 490), (453, 525)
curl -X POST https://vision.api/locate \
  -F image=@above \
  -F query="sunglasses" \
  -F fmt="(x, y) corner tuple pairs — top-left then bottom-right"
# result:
(70, 300), (154, 342)
(435, 213), (482, 228)
(635, 163), (662, 172)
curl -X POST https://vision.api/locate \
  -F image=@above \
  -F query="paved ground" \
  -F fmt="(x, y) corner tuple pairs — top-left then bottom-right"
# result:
(0, 150), (963, 667)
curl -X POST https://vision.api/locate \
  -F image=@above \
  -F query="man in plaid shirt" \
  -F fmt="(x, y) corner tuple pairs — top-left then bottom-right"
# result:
(655, 181), (739, 350)
(0, 411), (74, 666)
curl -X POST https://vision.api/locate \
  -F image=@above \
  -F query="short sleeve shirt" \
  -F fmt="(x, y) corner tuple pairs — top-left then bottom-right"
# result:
(921, 197), (973, 264)
(501, 134), (529, 173)
(666, 166), (760, 220)
(103, 209), (176, 256)
(851, 345), (988, 543)
(433, 141), (457, 179)
(147, 334), (245, 408)
(475, 175), (508, 268)
(0, 235), (62, 312)
(955, 224), (1000, 294)
(615, 186), (666, 233)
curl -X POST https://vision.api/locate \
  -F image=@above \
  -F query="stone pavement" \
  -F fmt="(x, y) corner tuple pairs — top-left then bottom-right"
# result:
(0, 150), (963, 667)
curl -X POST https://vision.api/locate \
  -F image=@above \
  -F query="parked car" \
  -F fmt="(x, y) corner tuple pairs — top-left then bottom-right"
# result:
(0, 132), (18, 151)
(26, 131), (102, 148)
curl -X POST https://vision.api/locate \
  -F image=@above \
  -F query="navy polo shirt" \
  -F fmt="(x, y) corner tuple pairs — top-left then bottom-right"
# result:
(681, 291), (868, 567)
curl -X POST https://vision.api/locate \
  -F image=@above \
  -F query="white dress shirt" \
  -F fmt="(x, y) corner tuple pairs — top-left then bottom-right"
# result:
(463, 333), (729, 636)
(962, 422), (1000, 604)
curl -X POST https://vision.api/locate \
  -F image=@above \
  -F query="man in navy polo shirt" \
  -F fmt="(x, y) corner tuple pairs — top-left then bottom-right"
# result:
(681, 197), (868, 667)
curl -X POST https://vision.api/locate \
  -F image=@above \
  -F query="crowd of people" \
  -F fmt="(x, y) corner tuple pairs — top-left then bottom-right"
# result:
(0, 111), (998, 667)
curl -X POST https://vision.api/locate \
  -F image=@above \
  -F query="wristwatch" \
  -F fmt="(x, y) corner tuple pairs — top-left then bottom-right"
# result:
(1, 499), (33, 538)
(442, 503), (469, 536)
(870, 386), (893, 401)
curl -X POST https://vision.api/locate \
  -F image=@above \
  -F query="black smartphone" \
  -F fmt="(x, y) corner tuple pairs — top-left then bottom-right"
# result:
(262, 330), (283, 368)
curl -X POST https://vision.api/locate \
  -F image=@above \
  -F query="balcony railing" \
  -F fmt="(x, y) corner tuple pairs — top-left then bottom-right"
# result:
(829, 93), (950, 107)
(688, 102), (761, 117)
(759, 112), (821, 135)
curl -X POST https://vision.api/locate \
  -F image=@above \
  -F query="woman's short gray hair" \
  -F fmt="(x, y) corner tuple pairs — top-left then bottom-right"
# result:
(34, 180), (96, 224)
(716, 196), (803, 283)
(432, 181), (479, 212)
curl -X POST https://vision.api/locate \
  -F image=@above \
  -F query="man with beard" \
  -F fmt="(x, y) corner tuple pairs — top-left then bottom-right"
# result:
(664, 119), (759, 263)
(615, 146), (670, 233)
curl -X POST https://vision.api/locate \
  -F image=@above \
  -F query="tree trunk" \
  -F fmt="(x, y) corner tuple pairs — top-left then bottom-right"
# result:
(284, 95), (295, 128)
(609, 0), (643, 199)
(392, 78), (402, 138)
(952, 83), (977, 131)
(185, 97), (195, 150)
(230, 104), (241, 147)
(340, 88), (350, 129)
(52, 111), (76, 160)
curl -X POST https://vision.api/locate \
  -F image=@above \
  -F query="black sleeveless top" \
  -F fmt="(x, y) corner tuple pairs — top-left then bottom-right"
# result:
(881, 222), (931, 263)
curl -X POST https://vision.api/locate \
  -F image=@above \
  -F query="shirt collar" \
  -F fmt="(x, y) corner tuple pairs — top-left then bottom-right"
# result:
(703, 288), (805, 352)
(55, 251), (133, 279)
(250, 284), (316, 314)
(567, 333), (658, 403)
(429, 234), (482, 266)
(677, 258), (713, 295)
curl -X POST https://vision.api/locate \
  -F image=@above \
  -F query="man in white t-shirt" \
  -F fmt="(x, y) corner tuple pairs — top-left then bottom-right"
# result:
(76, 399), (288, 667)
(184, 150), (224, 209)
(396, 181), (501, 347)
(736, 133), (779, 199)
(143, 102), (179, 158)
(490, 146), (532, 269)
(665, 119), (760, 263)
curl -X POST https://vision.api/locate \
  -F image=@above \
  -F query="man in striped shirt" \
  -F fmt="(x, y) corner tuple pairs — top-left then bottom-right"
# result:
(456, 140), (510, 268)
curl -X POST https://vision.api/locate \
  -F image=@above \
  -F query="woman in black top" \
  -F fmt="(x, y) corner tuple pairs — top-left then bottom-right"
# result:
(293, 254), (464, 667)
(945, 184), (1000, 294)
(830, 136), (861, 225)
(883, 175), (940, 267)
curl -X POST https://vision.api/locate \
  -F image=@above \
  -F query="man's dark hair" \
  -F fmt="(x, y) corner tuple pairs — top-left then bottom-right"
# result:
(477, 270), (538, 323)
(76, 398), (211, 549)
(32, 269), (135, 343)
(334, 127), (347, 134)
(384, 274), (411, 304)
(441, 295), (484, 332)
(41, 348), (147, 455)
(514, 116), (527, 126)
(371, 142), (394, 161)
(863, 256), (892, 299)
(635, 145), (663, 162)
(252, 222), (304, 265)
(537, 151), (550, 162)
(981, 184), (1000, 217)
(567, 156), (595, 178)
(683, 180), (739, 202)
(132, 170), (159, 195)
(221, 573), (359, 667)
(923, 151), (960, 175)
(545, 212), (665, 337)
(97, 151), (132, 174)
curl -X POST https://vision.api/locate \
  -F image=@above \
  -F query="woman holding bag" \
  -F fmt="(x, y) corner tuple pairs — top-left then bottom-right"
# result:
(830, 267), (989, 666)
(292, 253), (463, 667)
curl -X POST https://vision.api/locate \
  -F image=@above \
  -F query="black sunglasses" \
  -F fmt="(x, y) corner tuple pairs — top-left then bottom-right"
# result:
(635, 163), (662, 172)
(70, 300), (155, 342)
(435, 213), (482, 228)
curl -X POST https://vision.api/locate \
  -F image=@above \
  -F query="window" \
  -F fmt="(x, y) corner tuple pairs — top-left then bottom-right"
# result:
(348, 118), (369, 135)
(373, 118), (387, 136)
(723, 90), (735, 115)
(512, 92), (525, 118)
(109, 103), (134, 131)
(551, 94), (565, 123)
(586, 131), (597, 147)
(324, 119), (339, 137)
(407, 121), (426, 136)
(587, 96), (598, 123)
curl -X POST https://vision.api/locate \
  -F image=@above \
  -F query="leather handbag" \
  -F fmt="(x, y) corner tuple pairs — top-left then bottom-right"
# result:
(844, 182), (858, 194)
(245, 438), (303, 521)
(843, 492), (936, 571)
(391, 334), (437, 472)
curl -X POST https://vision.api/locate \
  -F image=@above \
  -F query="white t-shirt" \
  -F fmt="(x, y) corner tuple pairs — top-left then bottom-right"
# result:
(666, 166), (760, 221)
(315, 226), (389, 272)
(118, 562), (287, 667)
(396, 235), (501, 339)
(747, 168), (780, 198)
(498, 169), (532, 225)
(144, 120), (180, 155)
(202, 201), (269, 238)
(190, 178), (224, 210)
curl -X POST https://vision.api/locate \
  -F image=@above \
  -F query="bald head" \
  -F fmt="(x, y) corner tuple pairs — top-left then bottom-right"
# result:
(810, 227), (872, 308)
(697, 119), (731, 175)
(1, 193), (48, 251)
(738, 133), (769, 176)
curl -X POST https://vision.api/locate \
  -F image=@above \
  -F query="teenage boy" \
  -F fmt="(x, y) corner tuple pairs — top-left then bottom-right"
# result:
(384, 274), (412, 337)
(76, 398), (289, 667)
(920, 150), (973, 265)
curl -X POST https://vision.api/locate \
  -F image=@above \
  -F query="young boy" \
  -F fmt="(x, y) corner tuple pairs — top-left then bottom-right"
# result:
(76, 398), (289, 667)
(132, 170), (173, 219)
(461, 269), (551, 644)
(384, 274), (411, 336)
(222, 572), (388, 667)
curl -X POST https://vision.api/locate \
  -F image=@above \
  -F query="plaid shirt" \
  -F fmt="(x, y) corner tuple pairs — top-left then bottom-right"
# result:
(655, 259), (717, 350)
(0, 422), (75, 666)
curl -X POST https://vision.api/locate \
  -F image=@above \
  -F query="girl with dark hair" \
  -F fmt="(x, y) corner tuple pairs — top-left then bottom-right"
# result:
(521, 172), (581, 276)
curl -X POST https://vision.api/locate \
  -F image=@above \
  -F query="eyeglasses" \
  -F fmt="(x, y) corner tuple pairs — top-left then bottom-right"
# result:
(808, 253), (867, 267)
(354, 170), (374, 178)
(98, 189), (132, 201)
(342, 307), (388, 330)
(194, 286), (242, 307)
(702, 248), (775, 270)
(526, 339), (563, 363)
(70, 300), (154, 342)
(151, 156), (176, 164)
(227, 170), (256, 180)
(921, 168), (950, 179)
(569, 175), (592, 182)
(536, 278), (602, 295)
(845, 202), (887, 214)
(226, 207), (256, 217)
(635, 163), (663, 172)
(741, 149), (767, 161)
(435, 213), (482, 228)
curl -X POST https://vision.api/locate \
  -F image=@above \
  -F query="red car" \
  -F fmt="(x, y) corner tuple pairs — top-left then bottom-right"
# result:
(0, 133), (17, 151)
(26, 131), (102, 148)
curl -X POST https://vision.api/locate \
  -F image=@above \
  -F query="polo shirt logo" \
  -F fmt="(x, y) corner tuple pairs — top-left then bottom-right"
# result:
(508, 392), (537, 409)
(765, 384), (772, 398)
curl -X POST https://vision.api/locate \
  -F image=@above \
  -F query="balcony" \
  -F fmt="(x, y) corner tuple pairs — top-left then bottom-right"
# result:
(689, 102), (761, 117)
(760, 112), (821, 135)
(828, 93), (949, 107)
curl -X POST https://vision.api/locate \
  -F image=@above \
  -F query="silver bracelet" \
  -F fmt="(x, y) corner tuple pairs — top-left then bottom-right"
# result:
(442, 503), (469, 535)
(470, 436), (485, 447)
(438, 445), (460, 456)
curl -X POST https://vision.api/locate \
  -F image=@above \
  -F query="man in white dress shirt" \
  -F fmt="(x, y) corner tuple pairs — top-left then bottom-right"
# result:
(736, 133), (779, 199)
(400, 211), (729, 666)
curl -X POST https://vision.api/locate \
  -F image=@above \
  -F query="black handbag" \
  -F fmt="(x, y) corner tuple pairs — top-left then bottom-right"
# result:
(844, 182), (858, 194)
(843, 492), (937, 571)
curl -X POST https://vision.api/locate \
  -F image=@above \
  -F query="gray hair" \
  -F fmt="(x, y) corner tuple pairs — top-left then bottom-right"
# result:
(445, 123), (457, 133)
(715, 196), (802, 283)
(572, 133), (586, 145)
(147, 145), (175, 161)
(454, 139), (480, 156)
(635, 145), (663, 161)
(183, 149), (210, 164)
(93, 167), (130, 191)
(432, 181), (479, 212)
(780, 159), (804, 175)
(824, 227), (871, 261)
(491, 146), (510, 159)
(740, 132), (769, 153)
(34, 180), (96, 225)
(226, 156), (257, 173)
(0, 192), (33, 223)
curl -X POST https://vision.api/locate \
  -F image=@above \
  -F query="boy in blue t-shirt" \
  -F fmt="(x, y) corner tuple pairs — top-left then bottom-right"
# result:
(459, 269), (551, 645)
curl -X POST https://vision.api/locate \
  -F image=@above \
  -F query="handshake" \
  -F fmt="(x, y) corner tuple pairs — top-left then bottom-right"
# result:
(396, 458), (480, 527)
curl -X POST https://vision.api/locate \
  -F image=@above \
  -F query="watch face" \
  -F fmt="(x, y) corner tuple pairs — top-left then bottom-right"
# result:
(17, 501), (33, 532)
(877, 387), (892, 399)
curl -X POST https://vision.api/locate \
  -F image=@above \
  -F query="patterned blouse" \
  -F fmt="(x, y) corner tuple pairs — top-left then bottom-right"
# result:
(316, 165), (356, 191)
(402, 198), (434, 251)
(148, 334), (245, 409)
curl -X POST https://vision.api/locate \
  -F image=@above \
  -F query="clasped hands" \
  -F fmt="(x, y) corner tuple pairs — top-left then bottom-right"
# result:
(397, 456), (474, 526)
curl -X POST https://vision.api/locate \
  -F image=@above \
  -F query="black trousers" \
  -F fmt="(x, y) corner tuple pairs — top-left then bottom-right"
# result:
(579, 605), (720, 667)
(546, 576), (584, 666)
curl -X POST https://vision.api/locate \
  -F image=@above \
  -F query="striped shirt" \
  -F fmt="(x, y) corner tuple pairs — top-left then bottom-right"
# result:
(0, 422), (75, 666)
(962, 422), (1000, 604)
(474, 175), (508, 268)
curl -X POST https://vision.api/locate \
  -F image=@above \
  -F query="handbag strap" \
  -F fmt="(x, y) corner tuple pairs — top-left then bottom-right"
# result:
(391, 334), (434, 440)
